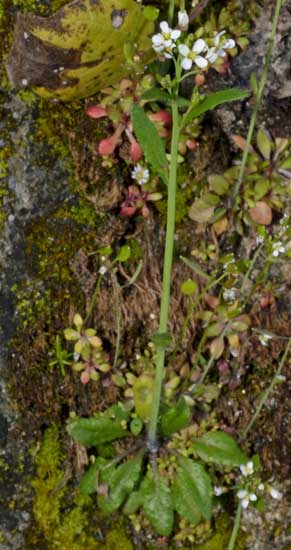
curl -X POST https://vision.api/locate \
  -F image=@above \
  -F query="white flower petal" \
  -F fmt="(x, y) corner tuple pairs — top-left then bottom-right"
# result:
(194, 55), (208, 69)
(206, 47), (218, 63)
(164, 51), (174, 58)
(249, 494), (257, 501)
(237, 490), (248, 499)
(181, 57), (193, 71)
(242, 498), (249, 509)
(152, 34), (163, 45)
(240, 465), (247, 476)
(193, 38), (207, 54)
(163, 39), (173, 47)
(217, 48), (226, 58)
(160, 21), (170, 33)
(214, 30), (226, 46)
(269, 488), (282, 500)
(171, 29), (181, 40)
(223, 38), (235, 49)
(178, 44), (190, 56)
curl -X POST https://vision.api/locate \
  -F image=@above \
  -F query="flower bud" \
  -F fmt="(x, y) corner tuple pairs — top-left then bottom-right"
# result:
(85, 104), (107, 119)
(178, 11), (189, 31)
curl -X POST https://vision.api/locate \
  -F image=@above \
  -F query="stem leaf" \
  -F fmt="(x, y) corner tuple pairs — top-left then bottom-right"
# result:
(131, 104), (168, 180)
(183, 88), (249, 127)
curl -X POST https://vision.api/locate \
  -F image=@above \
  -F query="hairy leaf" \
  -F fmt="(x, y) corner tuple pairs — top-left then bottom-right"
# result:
(173, 457), (212, 522)
(192, 431), (248, 466)
(142, 476), (174, 536)
(79, 457), (107, 495)
(160, 397), (190, 436)
(98, 455), (143, 514)
(68, 417), (128, 446)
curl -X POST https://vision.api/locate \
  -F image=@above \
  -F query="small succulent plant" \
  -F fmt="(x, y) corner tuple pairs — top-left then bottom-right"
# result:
(64, 314), (110, 384)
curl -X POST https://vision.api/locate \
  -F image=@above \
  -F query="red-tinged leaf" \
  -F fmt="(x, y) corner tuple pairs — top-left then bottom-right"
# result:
(231, 134), (255, 154)
(249, 201), (273, 225)
(86, 104), (107, 119)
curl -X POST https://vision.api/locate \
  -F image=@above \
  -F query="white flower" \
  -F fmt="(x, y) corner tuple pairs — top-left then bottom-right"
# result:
(240, 461), (254, 477)
(237, 489), (257, 509)
(178, 40), (208, 70)
(268, 487), (282, 500)
(214, 486), (226, 496)
(206, 30), (235, 64)
(258, 333), (273, 346)
(152, 21), (181, 58)
(178, 10), (189, 31)
(131, 164), (150, 185)
(99, 266), (107, 275)
(223, 288), (236, 302)
(272, 241), (285, 257)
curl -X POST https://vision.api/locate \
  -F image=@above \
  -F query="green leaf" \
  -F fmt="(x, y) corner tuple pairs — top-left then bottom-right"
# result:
(142, 476), (174, 536)
(79, 457), (107, 494)
(133, 374), (154, 421)
(68, 417), (128, 446)
(182, 89), (249, 127)
(180, 256), (211, 281)
(189, 199), (215, 223)
(173, 457), (212, 523)
(98, 455), (143, 513)
(131, 104), (168, 181)
(142, 88), (172, 103)
(181, 278), (198, 296)
(64, 328), (80, 341)
(256, 128), (272, 160)
(130, 417), (143, 436)
(192, 431), (248, 467)
(208, 175), (230, 196)
(7, 0), (154, 100)
(280, 155), (291, 169)
(160, 397), (190, 436)
(116, 245), (131, 262)
(123, 490), (143, 514)
(143, 6), (159, 21)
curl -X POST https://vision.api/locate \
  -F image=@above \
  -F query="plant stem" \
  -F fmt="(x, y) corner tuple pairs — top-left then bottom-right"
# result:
(147, 101), (180, 449)
(227, 501), (242, 550)
(168, 0), (175, 26)
(232, 0), (283, 199)
(241, 337), (291, 439)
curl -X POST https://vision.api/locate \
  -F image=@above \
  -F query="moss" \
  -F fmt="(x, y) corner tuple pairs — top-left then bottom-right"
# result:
(30, 426), (134, 550)
(194, 514), (246, 550)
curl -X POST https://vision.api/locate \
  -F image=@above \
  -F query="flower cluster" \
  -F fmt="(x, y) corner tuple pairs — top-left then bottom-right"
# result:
(152, 17), (235, 71)
(236, 460), (282, 509)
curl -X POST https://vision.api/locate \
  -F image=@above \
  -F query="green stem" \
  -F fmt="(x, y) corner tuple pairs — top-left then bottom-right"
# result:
(232, 0), (283, 199)
(147, 100), (180, 449)
(241, 337), (291, 439)
(227, 501), (242, 550)
(168, 0), (175, 26)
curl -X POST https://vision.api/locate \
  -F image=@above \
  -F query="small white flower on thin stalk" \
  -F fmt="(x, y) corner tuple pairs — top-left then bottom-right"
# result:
(206, 30), (235, 64)
(178, 39), (208, 70)
(272, 241), (285, 257)
(99, 266), (107, 276)
(178, 10), (189, 31)
(240, 461), (254, 477)
(268, 487), (282, 500)
(131, 164), (150, 185)
(237, 489), (257, 509)
(258, 333), (273, 346)
(152, 21), (181, 58)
